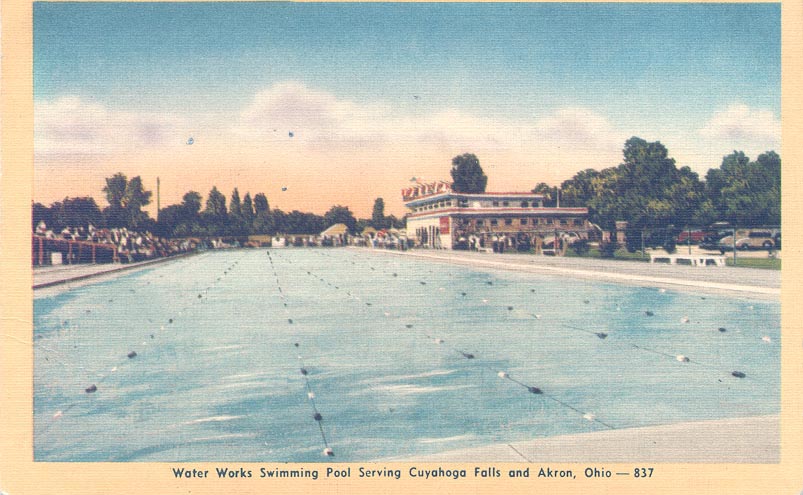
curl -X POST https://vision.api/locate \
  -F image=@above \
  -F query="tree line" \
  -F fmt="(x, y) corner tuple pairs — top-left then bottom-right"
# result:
(33, 136), (780, 238)
(528, 137), (780, 231)
(32, 173), (403, 238)
(448, 138), (779, 231)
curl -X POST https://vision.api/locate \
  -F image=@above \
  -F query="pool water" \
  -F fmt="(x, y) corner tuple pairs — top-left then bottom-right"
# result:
(33, 249), (780, 461)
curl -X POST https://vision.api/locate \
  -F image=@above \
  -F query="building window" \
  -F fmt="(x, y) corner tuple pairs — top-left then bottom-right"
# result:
(492, 201), (499, 207)
(490, 219), (498, 226)
(545, 218), (553, 225)
(560, 219), (568, 226)
(505, 218), (513, 225)
(502, 201), (509, 207)
(521, 201), (528, 207)
(520, 218), (528, 225)
(477, 219), (484, 226)
(573, 219), (583, 226)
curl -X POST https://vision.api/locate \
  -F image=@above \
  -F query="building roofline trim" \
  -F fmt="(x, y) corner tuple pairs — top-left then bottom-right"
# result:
(403, 191), (547, 206)
(406, 207), (589, 220)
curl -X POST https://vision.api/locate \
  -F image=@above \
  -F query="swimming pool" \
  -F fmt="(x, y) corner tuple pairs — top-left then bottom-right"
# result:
(33, 248), (780, 461)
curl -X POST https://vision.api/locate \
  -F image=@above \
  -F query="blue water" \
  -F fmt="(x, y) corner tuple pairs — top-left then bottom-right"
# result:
(33, 249), (780, 461)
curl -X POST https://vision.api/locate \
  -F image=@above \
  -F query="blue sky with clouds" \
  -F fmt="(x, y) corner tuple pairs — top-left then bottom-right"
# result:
(33, 2), (781, 215)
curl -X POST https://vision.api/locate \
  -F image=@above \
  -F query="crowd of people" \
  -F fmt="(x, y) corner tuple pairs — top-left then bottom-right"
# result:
(33, 222), (197, 265)
(32, 221), (421, 267)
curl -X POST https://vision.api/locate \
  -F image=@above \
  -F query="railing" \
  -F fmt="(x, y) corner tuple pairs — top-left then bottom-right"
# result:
(32, 236), (119, 266)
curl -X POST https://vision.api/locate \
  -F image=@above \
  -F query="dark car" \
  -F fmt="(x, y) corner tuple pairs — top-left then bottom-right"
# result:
(676, 230), (710, 244)
(699, 229), (733, 251)
(453, 237), (469, 250)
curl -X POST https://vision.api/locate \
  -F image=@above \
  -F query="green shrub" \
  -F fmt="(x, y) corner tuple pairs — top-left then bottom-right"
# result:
(599, 241), (619, 258)
(571, 239), (590, 256)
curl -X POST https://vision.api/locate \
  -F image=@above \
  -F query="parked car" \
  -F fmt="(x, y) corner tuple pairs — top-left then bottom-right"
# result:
(542, 231), (581, 248)
(453, 237), (469, 250)
(718, 230), (778, 253)
(676, 230), (709, 244)
(698, 229), (733, 251)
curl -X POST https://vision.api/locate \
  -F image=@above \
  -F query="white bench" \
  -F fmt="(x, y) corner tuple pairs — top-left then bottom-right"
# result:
(649, 253), (727, 267)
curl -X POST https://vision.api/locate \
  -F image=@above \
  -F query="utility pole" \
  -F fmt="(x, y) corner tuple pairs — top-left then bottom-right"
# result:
(688, 226), (692, 255)
(641, 229), (645, 260)
(732, 226), (737, 266)
(156, 176), (161, 221)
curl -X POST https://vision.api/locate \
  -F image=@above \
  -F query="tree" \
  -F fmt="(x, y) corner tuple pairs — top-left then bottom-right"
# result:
(156, 191), (204, 237)
(182, 191), (203, 217)
(101, 173), (152, 229)
(32, 202), (52, 231)
(531, 182), (557, 206)
(371, 197), (387, 229)
(252, 193), (272, 234)
(242, 193), (255, 225)
(156, 204), (185, 237)
(667, 166), (706, 227)
(613, 138), (680, 229)
(103, 173), (128, 210)
(450, 153), (487, 193)
(124, 176), (153, 213)
(203, 186), (227, 232)
(706, 150), (780, 226)
(228, 188), (246, 235)
(229, 188), (242, 219)
(386, 214), (404, 229)
(323, 205), (357, 233)
(560, 169), (601, 208)
(573, 138), (689, 230)
(179, 191), (203, 235)
(204, 187), (227, 218)
(48, 197), (104, 231)
(285, 210), (325, 234)
(254, 193), (269, 214)
(270, 209), (287, 233)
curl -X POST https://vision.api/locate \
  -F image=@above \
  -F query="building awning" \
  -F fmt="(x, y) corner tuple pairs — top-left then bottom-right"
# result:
(320, 223), (349, 236)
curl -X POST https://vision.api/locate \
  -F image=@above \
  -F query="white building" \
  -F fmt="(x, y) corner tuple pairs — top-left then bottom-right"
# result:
(402, 181), (590, 251)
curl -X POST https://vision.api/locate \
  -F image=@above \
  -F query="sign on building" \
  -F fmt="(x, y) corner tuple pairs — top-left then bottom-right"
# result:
(439, 216), (450, 234)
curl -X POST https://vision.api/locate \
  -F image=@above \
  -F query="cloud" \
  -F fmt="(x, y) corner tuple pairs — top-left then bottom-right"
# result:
(698, 103), (780, 147)
(658, 104), (783, 172)
(234, 81), (388, 147)
(234, 82), (627, 160)
(533, 106), (626, 149)
(35, 96), (188, 157)
(34, 84), (637, 215)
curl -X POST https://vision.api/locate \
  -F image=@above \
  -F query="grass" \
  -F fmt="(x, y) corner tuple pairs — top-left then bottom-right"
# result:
(562, 245), (781, 269)
(725, 256), (781, 270)
(564, 247), (650, 262)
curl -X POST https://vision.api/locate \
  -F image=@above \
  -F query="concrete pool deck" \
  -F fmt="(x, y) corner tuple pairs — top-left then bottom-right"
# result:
(389, 415), (779, 463)
(33, 252), (199, 291)
(372, 249), (780, 299)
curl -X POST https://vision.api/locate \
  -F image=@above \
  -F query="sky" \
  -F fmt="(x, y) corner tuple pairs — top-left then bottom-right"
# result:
(33, 2), (781, 218)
